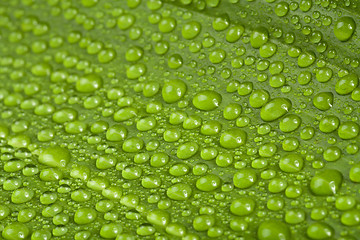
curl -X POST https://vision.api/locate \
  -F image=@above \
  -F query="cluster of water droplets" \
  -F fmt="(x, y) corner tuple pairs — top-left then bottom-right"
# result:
(0, 0), (360, 239)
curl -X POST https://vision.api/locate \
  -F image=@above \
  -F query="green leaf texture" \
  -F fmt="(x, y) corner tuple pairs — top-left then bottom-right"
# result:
(0, 0), (360, 239)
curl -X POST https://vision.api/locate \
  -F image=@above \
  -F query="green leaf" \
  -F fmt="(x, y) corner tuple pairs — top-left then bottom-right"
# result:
(0, 0), (360, 239)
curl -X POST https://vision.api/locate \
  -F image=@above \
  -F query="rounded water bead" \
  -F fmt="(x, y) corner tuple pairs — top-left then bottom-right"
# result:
(39, 146), (70, 168)
(319, 116), (339, 133)
(167, 183), (192, 200)
(230, 197), (256, 216)
(220, 128), (247, 148)
(341, 210), (360, 226)
(307, 222), (334, 239)
(298, 51), (316, 67)
(223, 103), (242, 120)
(193, 215), (215, 231)
(260, 98), (292, 122)
(336, 73), (358, 95)
(279, 154), (304, 173)
(334, 17), (356, 41)
(226, 25), (244, 42)
(335, 196), (356, 211)
(2, 223), (30, 240)
(250, 27), (269, 48)
(257, 221), (291, 240)
(192, 90), (222, 111)
(182, 21), (201, 39)
(12, 188), (35, 204)
(233, 168), (257, 188)
(285, 209), (306, 224)
(249, 89), (270, 108)
(74, 208), (97, 224)
(76, 74), (102, 93)
(350, 163), (360, 182)
(338, 121), (359, 139)
(162, 79), (187, 103)
(313, 92), (333, 111)
(196, 174), (221, 192)
(279, 114), (301, 132)
(310, 169), (343, 196)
